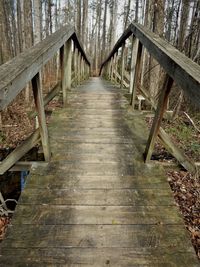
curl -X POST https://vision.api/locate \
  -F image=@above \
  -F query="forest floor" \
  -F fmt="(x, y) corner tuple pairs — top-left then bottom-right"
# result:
(0, 99), (199, 260)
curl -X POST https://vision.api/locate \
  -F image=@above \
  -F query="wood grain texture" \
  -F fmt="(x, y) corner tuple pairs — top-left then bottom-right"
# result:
(0, 77), (198, 266)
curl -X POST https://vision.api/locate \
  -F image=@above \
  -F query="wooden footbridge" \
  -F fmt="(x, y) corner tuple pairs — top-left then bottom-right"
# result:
(0, 23), (199, 266)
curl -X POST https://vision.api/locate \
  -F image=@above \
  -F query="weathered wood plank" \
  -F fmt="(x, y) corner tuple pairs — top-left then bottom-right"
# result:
(43, 82), (61, 106)
(158, 127), (196, 173)
(19, 188), (174, 206)
(3, 225), (191, 249)
(0, 129), (40, 175)
(26, 174), (169, 190)
(144, 74), (173, 162)
(1, 77), (197, 266)
(32, 72), (50, 161)
(13, 205), (182, 225)
(0, 248), (198, 267)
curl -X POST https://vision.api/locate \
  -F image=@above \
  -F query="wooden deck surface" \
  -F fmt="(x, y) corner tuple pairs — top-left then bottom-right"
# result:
(0, 77), (198, 266)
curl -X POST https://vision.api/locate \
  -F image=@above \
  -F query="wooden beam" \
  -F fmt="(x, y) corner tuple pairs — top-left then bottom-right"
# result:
(0, 129), (40, 175)
(144, 74), (173, 162)
(32, 73), (50, 161)
(44, 82), (61, 106)
(113, 70), (129, 88)
(130, 40), (143, 108)
(158, 127), (196, 173)
(8, 161), (49, 172)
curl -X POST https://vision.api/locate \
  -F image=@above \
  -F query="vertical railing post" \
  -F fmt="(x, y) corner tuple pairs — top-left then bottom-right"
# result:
(108, 61), (111, 80)
(110, 57), (114, 81)
(77, 52), (81, 84)
(114, 53), (118, 84)
(31, 72), (50, 161)
(130, 40), (143, 108)
(120, 43), (125, 88)
(144, 74), (174, 162)
(81, 57), (84, 80)
(60, 38), (72, 107)
(73, 47), (77, 86)
(129, 35), (136, 93)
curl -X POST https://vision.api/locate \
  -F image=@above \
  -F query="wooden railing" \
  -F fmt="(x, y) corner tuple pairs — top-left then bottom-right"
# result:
(0, 26), (90, 174)
(100, 23), (200, 174)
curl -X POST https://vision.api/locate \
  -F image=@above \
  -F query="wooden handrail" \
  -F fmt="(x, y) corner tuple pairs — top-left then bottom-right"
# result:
(0, 25), (90, 174)
(100, 22), (200, 108)
(100, 23), (200, 173)
(0, 26), (90, 111)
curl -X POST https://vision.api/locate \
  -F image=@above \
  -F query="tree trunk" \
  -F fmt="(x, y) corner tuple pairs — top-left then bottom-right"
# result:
(33, 0), (42, 44)
(82, 0), (88, 48)
(102, 0), (108, 61)
(178, 0), (190, 51)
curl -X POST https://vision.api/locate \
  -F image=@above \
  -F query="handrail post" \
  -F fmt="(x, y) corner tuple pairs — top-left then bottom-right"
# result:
(110, 57), (114, 81)
(77, 52), (81, 84)
(31, 72), (50, 161)
(81, 57), (84, 80)
(130, 40), (143, 108)
(60, 38), (72, 107)
(144, 74), (174, 162)
(114, 53), (118, 84)
(108, 61), (111, 80)
(120, 43), (125, 88)
(73, 47), (77, 86)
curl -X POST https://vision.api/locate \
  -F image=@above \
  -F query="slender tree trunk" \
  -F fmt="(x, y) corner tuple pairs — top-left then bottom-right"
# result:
(33, 0), (42, 44)
(82, 0), (88, 48)
(178, 0), (190, 51)
(17, 0), (24, 53)
(24, 0), (34, 103)
(124, 0), (131, 30)
(135, 0), (139, 22)
(102, 0), (108, 61)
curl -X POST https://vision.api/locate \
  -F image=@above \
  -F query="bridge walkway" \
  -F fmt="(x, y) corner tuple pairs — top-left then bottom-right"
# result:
(0, 77), (198, 266)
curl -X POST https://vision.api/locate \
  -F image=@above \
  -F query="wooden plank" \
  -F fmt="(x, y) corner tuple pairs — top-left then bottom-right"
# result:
(0, 248), (198, 266)
(158, 127), (196, 173)
(26, 174), (169, 190)
(8, 161), (48, 172)
(144, 74), (173, 162)
(19, 188), (174, 206)
(0, 129), (40, 175)
(3, 225), (191, 249)
(32, 73), (50, 161)
(114, 70), (129, 88)
(43, 82), (61, 106)
(13, 205), (183, 225)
